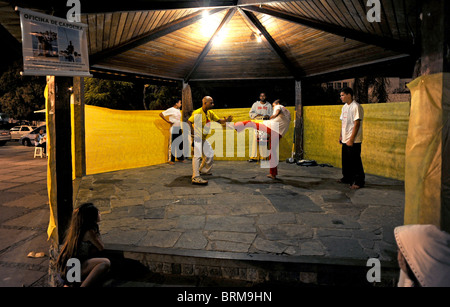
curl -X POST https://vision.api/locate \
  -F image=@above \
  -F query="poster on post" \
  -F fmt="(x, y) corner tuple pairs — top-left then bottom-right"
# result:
(17, 7), (91, 77)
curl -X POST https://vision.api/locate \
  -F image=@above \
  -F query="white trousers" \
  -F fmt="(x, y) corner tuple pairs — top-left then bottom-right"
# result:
(192, 139), (214, 178)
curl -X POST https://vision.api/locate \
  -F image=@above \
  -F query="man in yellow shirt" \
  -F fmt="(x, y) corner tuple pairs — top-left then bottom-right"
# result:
(188, 96), (233, 185)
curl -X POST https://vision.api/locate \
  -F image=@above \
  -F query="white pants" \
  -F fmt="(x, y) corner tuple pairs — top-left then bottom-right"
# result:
(250, 130), (270, 160)
(192, 139), (214, 178)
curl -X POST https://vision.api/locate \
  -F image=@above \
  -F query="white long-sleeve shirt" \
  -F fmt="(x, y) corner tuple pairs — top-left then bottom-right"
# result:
(249, 101), (272, 119)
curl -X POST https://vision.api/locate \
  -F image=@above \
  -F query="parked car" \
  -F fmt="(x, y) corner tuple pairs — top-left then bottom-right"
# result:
(20, 125), (46, 146)
(10, 125), (37, 141)
(0, 123), (12, 146)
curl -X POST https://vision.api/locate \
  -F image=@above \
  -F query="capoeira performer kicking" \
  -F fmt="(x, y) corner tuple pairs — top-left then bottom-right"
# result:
(188, 96), (234, 185)
(234, 99), (291, 179)
(248, 93), (272, 163)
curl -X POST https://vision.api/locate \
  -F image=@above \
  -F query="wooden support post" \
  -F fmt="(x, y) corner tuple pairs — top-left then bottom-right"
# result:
(72, 77), (86, 179)
(404, 0), (450, 232)
(421, 0), (450, 233)
(182, 81), (193, 158)
(182, 82), (193, 123)
(420, 0), (450, 75)
(47, 76), (74, 245)
(294, 80), (303, 161)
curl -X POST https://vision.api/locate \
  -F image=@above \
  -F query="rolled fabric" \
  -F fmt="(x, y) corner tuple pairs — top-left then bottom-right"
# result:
(395, 224), (450, 287)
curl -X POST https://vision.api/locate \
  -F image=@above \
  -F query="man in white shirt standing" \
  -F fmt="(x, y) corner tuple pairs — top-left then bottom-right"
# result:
(248, 93), (272, 162)
(339, 87), (365, 189)
(159, 100), (186, 165)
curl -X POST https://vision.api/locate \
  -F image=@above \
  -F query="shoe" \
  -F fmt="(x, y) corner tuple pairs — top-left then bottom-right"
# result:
(267, 174), (276, 180)
(248, 159), (258, 163)
(192, 176), (208, 185)
(200, 171), (212, 176)
(168, 161), (175, 165)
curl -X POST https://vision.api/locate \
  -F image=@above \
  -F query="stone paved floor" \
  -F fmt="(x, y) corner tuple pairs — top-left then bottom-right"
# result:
(0, 142), (49, 287)
(75, 160), (405, 266)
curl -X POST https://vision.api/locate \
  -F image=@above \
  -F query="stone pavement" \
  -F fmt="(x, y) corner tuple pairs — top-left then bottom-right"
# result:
(75, 159), (405, 284)
(0, 142), (49, 287)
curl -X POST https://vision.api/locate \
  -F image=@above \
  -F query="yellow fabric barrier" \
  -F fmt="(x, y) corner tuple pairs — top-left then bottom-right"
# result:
(85, 102), (410, 182)
(44, 84), (57, 242)
(404, 73), (449, 227)
(84, 106), (296, 175)
(303, 102), (410, 181)
(85, 105), (171, 175)
(71, 102), (76, 180)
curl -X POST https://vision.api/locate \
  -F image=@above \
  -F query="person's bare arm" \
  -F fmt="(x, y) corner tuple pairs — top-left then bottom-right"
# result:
(217, 116), (233, 125)
(346, 120), (361, 147)
(270, 109), (281, 120)
(159, 113), (172, 125)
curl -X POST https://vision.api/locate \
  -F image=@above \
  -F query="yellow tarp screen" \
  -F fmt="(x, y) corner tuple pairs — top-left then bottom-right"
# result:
(303, 102), (410, 181)
(84, 103), (409, 181)
(85, 105), (171, 175)
(54, 102), (410, 240)
(84, 106), (296, 175)
(404, 73), (449, 228)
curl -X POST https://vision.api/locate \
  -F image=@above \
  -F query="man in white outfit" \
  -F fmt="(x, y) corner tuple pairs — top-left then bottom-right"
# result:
(248, 93), (272, 162)
(159, 100), (185, 165)
(187, 96), (233, 185)
(339, 87), (365, 189)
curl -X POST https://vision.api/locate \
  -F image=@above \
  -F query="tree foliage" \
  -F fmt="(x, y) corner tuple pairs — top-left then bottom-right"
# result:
(84, 77), (142, 110)
(354, 77), (389, 103)
(0, 61), (46, 120)
(84, 78), (181, 111)
(144, 84), (181, 110)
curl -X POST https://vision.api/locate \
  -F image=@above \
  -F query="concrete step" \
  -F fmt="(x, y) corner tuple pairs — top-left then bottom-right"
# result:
(102, 245), (400, 287)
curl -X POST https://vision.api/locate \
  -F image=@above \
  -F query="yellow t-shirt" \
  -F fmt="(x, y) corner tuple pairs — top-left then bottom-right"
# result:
(188, 108), (220, 140)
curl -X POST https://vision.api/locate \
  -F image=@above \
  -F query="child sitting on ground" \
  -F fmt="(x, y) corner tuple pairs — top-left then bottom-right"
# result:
(56, 203), (110, 287)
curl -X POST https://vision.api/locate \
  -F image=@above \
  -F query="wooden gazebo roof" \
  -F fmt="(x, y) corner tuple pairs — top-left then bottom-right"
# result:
(1, 0), (420, 83)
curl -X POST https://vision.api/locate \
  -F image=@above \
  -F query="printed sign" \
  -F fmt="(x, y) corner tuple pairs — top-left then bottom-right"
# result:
(17, 7), (91, 77)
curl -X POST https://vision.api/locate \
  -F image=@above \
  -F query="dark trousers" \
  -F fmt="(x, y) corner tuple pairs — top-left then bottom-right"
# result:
(170, 130), (184, 162)
(37, 142), (46, 154)
(341, 143), (365, 187)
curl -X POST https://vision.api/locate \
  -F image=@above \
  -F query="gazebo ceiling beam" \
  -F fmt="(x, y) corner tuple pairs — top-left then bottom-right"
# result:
(78, 1), (237, 13)
(8, 0), (238, 14)
(237, 0), (291, 6)
(79, 1), (237, 13)
(184, 8), (237, 83)
(89, 67), (182, 86)
(89, 7), (227, 65)
(241, 9), (304, 80)
(242, 5), (417, 55)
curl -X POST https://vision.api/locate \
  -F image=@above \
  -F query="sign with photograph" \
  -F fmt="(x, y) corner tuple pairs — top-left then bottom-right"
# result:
(17, 7), (91, 77)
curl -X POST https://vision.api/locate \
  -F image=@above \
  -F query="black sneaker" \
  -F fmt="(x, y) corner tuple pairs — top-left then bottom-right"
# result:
(248, 159), (258, 163)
